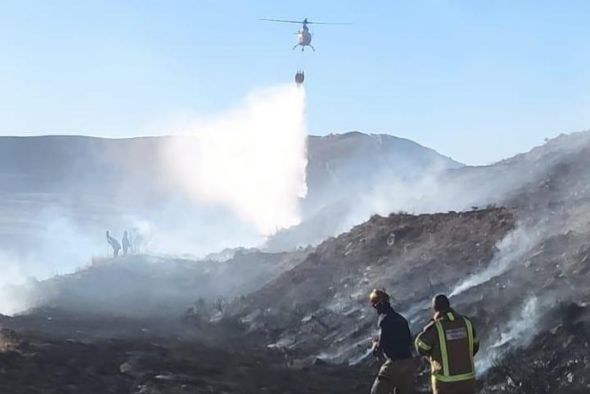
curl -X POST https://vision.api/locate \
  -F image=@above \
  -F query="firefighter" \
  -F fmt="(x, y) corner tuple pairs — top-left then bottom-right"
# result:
(415, 295), (479, 394)
(369, 289), (419, 394)
(106, 230), (121, 257)
(122, 231), (131, 255)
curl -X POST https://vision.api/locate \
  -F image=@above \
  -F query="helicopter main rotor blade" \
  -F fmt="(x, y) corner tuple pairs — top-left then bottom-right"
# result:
(259, 18), (303, 24)
(306, 21), (351, 25)
(260, 18), (351, 25)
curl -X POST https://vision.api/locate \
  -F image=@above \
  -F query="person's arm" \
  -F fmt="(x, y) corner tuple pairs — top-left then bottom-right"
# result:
(472, 320), (480, 355)
(415, 323), (435, 356)
(371, 333), (382, 357)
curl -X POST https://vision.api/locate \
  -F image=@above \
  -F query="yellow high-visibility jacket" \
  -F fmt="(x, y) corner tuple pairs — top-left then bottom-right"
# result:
(415, 309), (479, 387)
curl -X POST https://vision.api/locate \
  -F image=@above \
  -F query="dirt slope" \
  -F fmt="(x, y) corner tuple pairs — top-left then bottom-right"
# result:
(230, 208), (514, 363)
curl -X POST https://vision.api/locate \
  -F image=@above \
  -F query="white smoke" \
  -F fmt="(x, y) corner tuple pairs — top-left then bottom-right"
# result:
(162, 84), (308, 235)
(477, 296), (541, 375)
(0, 84), (308, 316)
(0, 208), (106, 315)
(0, 251), (31, 315)
(450, 225), (542, 297)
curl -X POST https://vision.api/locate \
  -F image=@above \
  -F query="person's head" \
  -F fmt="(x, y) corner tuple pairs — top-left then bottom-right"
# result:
(369, 289), (390, 313)
(432, 294), (451, 313)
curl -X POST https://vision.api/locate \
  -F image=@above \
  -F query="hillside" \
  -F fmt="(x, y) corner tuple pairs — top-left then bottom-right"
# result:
(11, 249), (308, 318)
(267, 132), (464, 249)
(268, 130), (590, 249)
(230, 208), (514, 360)
(304, 132), (463, 214)
(0, 132), (462, 260)
(224, 131), (590, 392)
(2, 131), (590, 392)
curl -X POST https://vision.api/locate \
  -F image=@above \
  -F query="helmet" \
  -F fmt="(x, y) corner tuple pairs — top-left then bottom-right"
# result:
(369, 289), (390, 307)
(432, 294), (450, 312)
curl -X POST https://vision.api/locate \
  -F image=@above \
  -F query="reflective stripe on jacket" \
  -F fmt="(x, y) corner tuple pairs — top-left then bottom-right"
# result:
(415, 309), (479, 384)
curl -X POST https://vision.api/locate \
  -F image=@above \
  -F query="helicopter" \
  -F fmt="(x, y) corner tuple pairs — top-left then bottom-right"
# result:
(260, 17), (349, 51)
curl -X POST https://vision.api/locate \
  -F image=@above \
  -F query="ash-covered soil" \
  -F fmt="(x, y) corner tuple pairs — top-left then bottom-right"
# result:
(228, 208), (515, 363)
(2, 204), (589, 393)
(0, 312), (373, 394)
(482, 303), (590, 394)
(3, 132), (590, 393)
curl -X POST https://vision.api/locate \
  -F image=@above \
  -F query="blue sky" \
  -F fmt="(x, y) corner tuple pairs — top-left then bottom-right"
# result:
(1, 0), (589, 164)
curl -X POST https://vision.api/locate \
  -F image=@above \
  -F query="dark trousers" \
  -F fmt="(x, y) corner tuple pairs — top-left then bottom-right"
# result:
(370, 357), (419, 394)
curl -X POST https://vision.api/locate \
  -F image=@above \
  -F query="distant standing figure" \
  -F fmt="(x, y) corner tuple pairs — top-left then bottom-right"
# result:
(106, 230), (121, 257)
(122, 231), (131, 255)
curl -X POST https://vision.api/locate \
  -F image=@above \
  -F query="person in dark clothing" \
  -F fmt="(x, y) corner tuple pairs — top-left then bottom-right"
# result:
(369, 289), (419, 394)
(122, 231), (131, 256)
(106, 230), (121, 257)
(415, 295), (479, 394)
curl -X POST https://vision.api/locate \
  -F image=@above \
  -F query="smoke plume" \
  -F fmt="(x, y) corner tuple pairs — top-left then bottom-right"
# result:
(450, 225), (543, 297)
(477, 296), (541, 375)
(162, 84), (308, 235)
(0, 84), (308, 315)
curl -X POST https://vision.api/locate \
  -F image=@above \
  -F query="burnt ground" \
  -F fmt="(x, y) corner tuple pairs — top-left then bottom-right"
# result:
(0, 208), (513, 393)
(1, 311), (589, 394)
(2, 206), (589, 393)
(0, 313), (374, 394)
(227, 208), (515, 364)
(2, 203), (590, 393)
(2, 304), (587, 394)
(482, 303), (590, 394)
